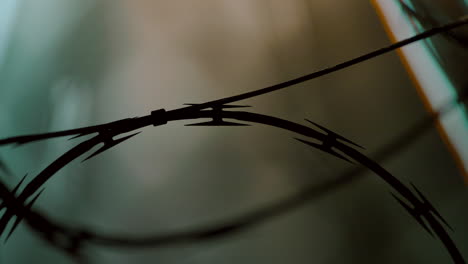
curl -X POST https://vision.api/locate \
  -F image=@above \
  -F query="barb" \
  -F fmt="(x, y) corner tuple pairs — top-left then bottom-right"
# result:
(0, 136), (103, 238)
(5, 188), (45, 242)
(294, 119), (365, 164)
(82, 132), (142, 162)
(185, 104), (251, 126)
(295, 137), (354, 163)
(409, 182), (452, 230)
(0, 174), (28, 211)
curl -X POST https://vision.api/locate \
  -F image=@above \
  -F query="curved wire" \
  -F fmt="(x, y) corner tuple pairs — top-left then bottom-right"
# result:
(0, 92), (465, 263)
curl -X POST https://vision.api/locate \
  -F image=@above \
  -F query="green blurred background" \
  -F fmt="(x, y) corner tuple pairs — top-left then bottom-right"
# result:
(0, 0), (467, 263)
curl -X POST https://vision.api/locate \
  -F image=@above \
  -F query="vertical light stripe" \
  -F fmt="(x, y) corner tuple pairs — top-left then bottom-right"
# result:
(372, 0), (468, 179)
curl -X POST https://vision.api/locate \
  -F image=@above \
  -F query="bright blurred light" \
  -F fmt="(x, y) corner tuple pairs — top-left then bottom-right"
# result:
(373, 0), (468, 178)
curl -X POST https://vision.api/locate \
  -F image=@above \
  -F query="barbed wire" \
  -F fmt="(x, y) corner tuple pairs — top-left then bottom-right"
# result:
(0, 14), (467, 264)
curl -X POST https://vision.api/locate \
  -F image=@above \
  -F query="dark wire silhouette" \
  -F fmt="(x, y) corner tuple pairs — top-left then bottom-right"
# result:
(0, 14), (467, 264)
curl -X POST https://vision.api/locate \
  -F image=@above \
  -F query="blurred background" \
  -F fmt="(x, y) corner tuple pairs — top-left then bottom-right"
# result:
(0, 0), (467, 263)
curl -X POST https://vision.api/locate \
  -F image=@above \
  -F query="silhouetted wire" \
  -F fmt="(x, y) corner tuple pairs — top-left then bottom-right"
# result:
(1, 15), (468, 146)
(0, 15), (467, 264)
(173, 14), (468, 113)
